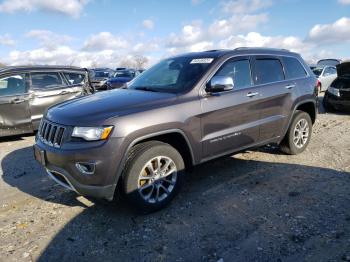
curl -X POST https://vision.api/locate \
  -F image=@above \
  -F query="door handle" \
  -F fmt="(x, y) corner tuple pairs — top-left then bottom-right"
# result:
(285, 84), (296, 89)
(59, 91), (69, 95)
(246, 92), (259, 98)
(11, 98), (25, 104)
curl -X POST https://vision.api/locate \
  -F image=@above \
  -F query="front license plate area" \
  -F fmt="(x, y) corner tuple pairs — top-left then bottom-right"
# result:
(33, 145), (46, 166)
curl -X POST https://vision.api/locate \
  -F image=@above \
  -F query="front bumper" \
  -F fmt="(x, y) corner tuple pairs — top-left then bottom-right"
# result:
(34, 136), (125, 200)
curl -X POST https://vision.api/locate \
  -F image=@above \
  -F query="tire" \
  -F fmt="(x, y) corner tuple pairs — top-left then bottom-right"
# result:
(122, 141), (185, 213)
(280, 111), (312, 155)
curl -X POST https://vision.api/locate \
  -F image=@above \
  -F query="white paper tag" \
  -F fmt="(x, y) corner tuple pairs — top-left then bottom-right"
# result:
(190, 58), (214, 64)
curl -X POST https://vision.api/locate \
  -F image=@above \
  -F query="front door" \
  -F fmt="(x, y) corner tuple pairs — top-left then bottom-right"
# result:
(0, 73), (32, 136)
(200, 56), (262, 160)
(29, 71), (79, 128)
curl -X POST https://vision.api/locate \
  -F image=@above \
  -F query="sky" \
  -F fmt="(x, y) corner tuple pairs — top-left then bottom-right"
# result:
(0, 0), (349, 68)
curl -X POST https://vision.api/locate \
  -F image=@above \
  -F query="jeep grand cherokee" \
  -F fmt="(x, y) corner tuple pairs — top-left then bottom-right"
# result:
(34, 48), (317, 212)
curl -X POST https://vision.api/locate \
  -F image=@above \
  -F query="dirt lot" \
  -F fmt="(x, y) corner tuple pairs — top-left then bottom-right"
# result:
(0, 97), (350, 262)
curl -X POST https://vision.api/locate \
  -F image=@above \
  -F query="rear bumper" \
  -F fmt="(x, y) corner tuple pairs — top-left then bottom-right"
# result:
(324, 92), (350, 110)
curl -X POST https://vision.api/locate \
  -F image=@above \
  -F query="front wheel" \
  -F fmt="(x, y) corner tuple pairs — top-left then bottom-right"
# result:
(122, 141), (185, 213)
(280, 111), (312, 155)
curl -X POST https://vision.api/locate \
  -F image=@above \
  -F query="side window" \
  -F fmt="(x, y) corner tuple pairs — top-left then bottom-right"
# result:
(0, 74), (26, 96)
(31, 72), (65, 89)
(323, 67), (336, 76)
(254, 58), (285, 85)
(282, 57), (307, 79)
(214, 59), (252, 90)
(63, 72), (86, 85)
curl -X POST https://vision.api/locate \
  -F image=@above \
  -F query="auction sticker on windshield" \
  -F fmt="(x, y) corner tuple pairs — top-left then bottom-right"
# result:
(190, 58), (214, 64)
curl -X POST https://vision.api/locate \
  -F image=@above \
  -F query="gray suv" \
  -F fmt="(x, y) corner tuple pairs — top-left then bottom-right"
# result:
(0, 66), (92, 137)
(34, 48), (317, 212)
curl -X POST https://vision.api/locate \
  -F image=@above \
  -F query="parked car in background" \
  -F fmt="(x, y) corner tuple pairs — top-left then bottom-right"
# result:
(105, 69), (139, 89)
(317, 59), (341, 67)
(312, 65), (337, 93)
(34, 48), (317, 212)
(90, 68), (115, 90)
(323, 61), (350, 112)
(0, 66), (92, 137)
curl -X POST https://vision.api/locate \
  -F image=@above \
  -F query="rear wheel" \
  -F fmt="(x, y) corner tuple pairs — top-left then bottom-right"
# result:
(280, 111), (312, 155)
(122, 141), (185, 213)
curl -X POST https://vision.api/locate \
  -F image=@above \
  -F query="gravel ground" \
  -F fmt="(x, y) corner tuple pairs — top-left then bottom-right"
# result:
(0, 97), (350, 262)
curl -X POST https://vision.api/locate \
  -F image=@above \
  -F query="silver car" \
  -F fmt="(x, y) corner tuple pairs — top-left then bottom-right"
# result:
(312, 65), (337, 93)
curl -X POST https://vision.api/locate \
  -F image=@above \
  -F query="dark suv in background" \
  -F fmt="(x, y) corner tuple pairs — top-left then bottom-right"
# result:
(34, 48), (317, 212)
(0, 66), (91, 137)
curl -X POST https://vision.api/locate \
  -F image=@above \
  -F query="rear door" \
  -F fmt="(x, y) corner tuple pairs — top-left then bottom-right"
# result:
(0, 72), (32, 136)
(200, 56), (262, 159)
(29, 71), (79, 128)
(321, 66), (337, 91)
(251, 55), (294, 142)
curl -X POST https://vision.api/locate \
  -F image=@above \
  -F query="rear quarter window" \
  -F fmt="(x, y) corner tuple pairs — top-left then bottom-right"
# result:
(254, 58), (285, 85)
(282, 57), (307, 79)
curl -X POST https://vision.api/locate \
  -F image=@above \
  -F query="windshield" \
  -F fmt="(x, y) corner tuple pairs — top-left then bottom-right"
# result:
(312, 68), (323, 77)
(114, 71), (133, 78)
(128, 56), (214, 93)
(94, 71), (110, 78)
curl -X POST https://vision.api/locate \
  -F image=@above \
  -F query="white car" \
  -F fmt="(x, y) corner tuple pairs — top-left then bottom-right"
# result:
(312, 65), (338, 93)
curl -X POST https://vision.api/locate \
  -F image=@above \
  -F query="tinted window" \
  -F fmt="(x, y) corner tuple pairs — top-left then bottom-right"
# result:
(64, 72), (86, 85)
(214, 59), (252, 90)
(317, 59), (340, 66)
(0, 74), (26, 96)
(282, 57), (307, 79)
(254, 58), (284, 85)
(31, 72), (64, 89)
(312, 68), (323, 77)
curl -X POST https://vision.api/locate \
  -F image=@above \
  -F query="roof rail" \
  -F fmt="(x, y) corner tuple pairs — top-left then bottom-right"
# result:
(234, 47), (290, 52)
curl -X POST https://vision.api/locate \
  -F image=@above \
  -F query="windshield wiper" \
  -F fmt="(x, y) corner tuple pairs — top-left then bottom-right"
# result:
(133, 87), (159, 92)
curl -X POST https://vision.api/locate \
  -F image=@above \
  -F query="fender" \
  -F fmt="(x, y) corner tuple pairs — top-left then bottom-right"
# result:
(279, 98), (317, 143)
(112, 128), (195, 187)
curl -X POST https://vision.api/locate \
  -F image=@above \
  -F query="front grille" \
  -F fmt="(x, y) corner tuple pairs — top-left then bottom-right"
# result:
(38, 119), (66, 148)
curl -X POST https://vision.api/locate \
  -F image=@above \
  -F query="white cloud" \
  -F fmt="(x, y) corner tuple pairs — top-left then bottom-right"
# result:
(82, 32), (129, 51)
(26, 30), (73, 49)
(221, 0), (272, 14)
(308, 17), (350, 44)
(166, 22), (203, 48)
(0, 0), (89, 18)
(338, 0), (350, 4)
(208, 13), (268, 37)
(0, 34), (15, 46)
(142, 19), (154, 30)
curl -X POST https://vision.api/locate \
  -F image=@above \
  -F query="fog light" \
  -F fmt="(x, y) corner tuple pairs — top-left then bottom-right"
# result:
(75, 162), (95, 175)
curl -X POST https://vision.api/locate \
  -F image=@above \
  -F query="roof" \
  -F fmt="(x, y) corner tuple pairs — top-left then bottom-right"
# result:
(0, 65), (86, 73)
(171, 47), (297, 59)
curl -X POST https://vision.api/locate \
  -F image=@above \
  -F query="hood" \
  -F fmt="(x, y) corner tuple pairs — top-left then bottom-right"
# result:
(46, 89), (176, 126)
(108, 76), (132, 83)
(336, 62), (350, 77)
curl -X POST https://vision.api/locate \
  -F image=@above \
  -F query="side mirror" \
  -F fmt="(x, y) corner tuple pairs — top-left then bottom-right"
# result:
(206, 76), (234, 93)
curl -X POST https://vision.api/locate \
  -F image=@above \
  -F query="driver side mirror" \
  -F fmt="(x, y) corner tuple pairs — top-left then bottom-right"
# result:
(206, 76), (234, 93)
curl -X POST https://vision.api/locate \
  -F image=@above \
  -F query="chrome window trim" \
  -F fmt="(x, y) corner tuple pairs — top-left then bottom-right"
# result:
(200, 53), (311, 96)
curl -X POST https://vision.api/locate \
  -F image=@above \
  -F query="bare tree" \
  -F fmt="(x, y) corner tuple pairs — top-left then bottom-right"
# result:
(133, 54), (149, 69)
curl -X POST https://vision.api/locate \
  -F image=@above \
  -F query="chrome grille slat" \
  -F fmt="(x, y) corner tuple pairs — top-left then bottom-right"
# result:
(38, 119), (66, 148)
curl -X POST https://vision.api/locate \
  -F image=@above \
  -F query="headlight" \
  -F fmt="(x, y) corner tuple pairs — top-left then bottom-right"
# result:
(72, 126), (113, 141)
(328, 86), (340, 97)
